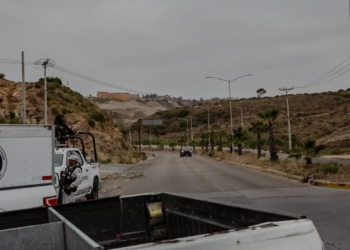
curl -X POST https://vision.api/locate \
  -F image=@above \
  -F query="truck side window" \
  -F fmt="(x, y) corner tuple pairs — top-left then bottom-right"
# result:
(72, 151), (84, 165)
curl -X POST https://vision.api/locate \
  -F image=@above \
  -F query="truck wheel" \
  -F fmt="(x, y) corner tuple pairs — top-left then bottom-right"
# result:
(86, 177), (99, 200)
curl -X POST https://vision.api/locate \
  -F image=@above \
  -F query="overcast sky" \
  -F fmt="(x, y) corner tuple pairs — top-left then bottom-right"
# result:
(0, 0), (349, 99)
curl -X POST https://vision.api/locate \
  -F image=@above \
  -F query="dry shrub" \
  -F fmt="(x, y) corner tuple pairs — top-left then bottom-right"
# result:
(212, 151), (350, 182)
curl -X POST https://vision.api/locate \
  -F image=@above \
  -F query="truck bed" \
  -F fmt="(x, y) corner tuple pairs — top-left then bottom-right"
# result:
(0, 193), (322, 250)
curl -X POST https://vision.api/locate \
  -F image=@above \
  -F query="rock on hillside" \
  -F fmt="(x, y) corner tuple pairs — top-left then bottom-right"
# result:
(0, 78), (123, 162)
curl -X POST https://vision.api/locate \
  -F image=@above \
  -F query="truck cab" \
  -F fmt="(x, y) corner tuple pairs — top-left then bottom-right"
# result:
(54, 147), (101, 201)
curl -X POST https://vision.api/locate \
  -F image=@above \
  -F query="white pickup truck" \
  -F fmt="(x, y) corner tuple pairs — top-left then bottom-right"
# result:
(54, 147), (101, 201)
(0, 125), (57, 212)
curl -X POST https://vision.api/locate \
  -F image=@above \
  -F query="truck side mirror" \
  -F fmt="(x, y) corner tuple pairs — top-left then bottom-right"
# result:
(86, 157), (91, 164)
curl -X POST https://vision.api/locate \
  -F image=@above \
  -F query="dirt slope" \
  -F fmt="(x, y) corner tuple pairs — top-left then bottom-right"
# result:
(0, 78), (123, 162)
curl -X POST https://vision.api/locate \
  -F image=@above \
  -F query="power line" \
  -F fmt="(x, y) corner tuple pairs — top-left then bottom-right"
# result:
(0, 58), (148, 95)
(51, 64), (148, 94)
(304, 67), (350, 88)
(295, 56), (350, 89)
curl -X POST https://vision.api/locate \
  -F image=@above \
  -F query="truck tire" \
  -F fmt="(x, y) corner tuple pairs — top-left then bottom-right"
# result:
(86, 177), (99, 200)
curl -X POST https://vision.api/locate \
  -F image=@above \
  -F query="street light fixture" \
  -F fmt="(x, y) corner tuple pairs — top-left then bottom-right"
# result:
(205, 74), (252, 154)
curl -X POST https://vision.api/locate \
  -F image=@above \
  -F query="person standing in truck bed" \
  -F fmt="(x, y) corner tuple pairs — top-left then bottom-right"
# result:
(54, 114), (75, 143)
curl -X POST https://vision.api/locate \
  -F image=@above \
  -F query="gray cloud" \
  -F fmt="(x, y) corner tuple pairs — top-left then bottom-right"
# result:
(0, 0), (349, 100)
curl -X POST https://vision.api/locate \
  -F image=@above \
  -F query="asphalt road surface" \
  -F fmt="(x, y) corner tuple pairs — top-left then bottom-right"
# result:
(100, 151), (350, 250)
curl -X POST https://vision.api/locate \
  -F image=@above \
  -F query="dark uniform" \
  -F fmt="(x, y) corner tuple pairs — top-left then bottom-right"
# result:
(54, 114), (75, 143)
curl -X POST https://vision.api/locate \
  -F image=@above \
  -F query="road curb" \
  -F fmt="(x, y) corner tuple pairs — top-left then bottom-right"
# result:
(221, 160), (350, 190)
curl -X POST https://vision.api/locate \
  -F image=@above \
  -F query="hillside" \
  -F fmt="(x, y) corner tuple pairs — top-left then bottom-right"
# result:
(89, 97), (199, 124)
(0, 78), (123, 162)
(146, 90), (350, 154)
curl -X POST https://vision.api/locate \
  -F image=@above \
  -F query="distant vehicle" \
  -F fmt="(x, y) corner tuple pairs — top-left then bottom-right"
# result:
(180, 147), (192, 157)
(0, 125), (57, 212)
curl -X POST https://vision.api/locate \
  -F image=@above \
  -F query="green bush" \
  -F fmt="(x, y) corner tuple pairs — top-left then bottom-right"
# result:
(56, 92), (64, 99)
(46, 77), (62, 85)
(208, 150), (215, 157)
(316, 164), (339, 174)
(0, 116), (6, 124)
(89, 111), (106, 122)
(161, 111), (175, 119)
(62, 108), (71, 114)
(99, 158), (111, 164)
(88, 119), (95, 128)
(47, 81), (61, 90)
(0, 73), (5, 79)
(51, 107), (60, 116)
(9, 118), (22, 124)
(9, 111), (16, 119)
(141, 152), (147, 161)
(177, 109), (189, 118)
(37, 90), (44, 98)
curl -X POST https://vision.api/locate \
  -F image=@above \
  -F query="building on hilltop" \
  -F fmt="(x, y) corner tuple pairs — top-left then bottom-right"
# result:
(96, 92), (139, 101)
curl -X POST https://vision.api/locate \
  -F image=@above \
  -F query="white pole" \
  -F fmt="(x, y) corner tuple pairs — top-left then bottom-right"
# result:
(21, 51), (26, 123)
(190, 116), (193, 140)
(129, 124), (132, 153)
(44, 63), (47, 124)
(187, 119), (189, 146)
(208, 108), (211, 148)
(150, 120), (152, 149)
(229, 81), (234, 154)
(287, 97), (292, 150)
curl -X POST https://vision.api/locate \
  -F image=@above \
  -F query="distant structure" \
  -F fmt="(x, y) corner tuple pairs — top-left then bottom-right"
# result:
(96, 92), (139, 101)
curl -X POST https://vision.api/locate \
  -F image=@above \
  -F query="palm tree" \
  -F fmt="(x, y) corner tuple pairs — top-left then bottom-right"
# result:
(178, 136), (185, 150)
(249, 121), (268, 159)
(217, 130), (226, 151)
(169, 142), (176, 151)
(232, 127), (249, 155)
(289, 138), (325, 165)
(257, 109), (279, 162)
(200, 132), (209, 152)
(189, 140), (196, 151)
(209, 130), (216, 151)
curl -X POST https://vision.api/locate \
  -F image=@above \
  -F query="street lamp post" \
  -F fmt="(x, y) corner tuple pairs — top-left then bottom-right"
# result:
(189, 116), (193, 141)
(206, 74), (252, 154)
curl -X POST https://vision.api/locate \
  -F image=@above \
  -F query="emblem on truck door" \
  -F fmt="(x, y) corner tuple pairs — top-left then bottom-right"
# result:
(0, 147), (7, 180)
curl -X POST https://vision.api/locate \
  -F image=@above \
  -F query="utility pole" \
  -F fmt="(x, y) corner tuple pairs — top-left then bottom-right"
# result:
(149, 120), (152, 150)
(43, 59), (48, 124)
(21, 51), (26, 123)
(279, 87), (294, 151)
(190, 116), (193, 141)
(127, 123), (132, 154)
(35, 58), (55, 124)
(138, 119), (142, 154)
(239, 107), (243, 127)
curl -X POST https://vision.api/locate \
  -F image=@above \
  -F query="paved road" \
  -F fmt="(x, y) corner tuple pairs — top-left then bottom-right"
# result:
(100, 152), (350, 250)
